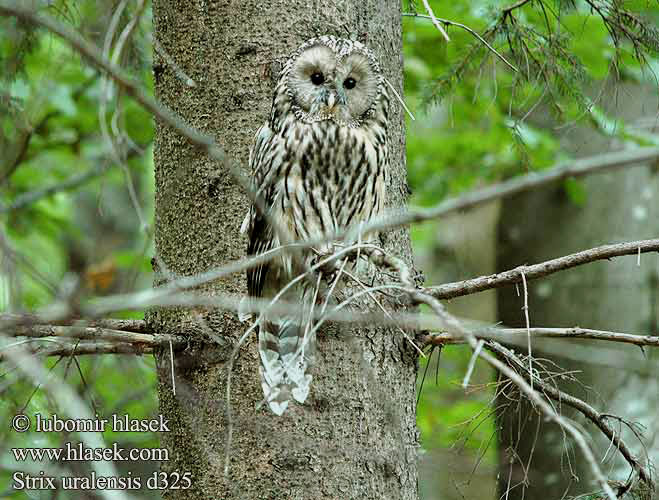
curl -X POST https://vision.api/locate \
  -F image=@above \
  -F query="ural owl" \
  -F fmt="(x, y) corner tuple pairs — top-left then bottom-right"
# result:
(242, 35), (390, 415)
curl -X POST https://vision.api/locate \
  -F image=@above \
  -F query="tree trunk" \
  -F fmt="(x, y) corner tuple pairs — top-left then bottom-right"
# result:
(496, 84), (659, 499)
(147, 1), (418, 499)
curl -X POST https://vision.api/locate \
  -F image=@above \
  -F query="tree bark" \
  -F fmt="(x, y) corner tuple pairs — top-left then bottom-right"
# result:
(496, 83), (659, 499)
(147, 1), (418, 499)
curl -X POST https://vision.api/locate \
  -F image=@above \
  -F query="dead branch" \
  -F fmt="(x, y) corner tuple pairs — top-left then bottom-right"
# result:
(359, 146), (659, 239)
(426, 238), (659, 300)
(359, 246), (653, 493)
(1, 249), (655, 493)
(424, 327), (659, 348)
(366, 248), (653, 494)
(0, 313), (149, 332)
(69, 237), (659, 322)
(488, 341), (654, 489)
(411, 291), (621, 500)
(3, 310), (659, 359)
(0, 340), (154, 361)
(5, 323), (183, 348)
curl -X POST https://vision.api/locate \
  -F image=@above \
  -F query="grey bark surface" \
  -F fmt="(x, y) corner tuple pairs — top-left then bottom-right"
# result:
(496, 85), (659, 499)
(146, 1), (418, 499)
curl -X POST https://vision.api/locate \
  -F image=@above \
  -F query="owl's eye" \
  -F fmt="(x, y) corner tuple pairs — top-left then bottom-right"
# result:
(343, 77), (357, 90)
(310, 72), (325, 85)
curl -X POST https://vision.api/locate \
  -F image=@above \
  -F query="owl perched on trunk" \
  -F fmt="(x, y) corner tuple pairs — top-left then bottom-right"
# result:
(241, 35), (390, 415)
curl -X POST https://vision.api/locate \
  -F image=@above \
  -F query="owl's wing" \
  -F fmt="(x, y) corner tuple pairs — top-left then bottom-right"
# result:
(243, 123), (278, 299)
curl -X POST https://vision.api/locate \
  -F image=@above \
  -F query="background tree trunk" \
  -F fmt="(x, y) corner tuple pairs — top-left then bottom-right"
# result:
(146, 1), (418, 499)
(496, 83), (659, 499)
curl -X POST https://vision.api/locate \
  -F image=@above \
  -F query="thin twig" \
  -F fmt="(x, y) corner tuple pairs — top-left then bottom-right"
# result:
(520, 271), (533, 388)
(402, 12), (518, 72)
(343, 268), (425, 358)
(462, 338), (484, 388)
(169, 339), (176, 396)
(415, 293), (619, 500)
(502, 0), (534, 16)
(420, 0), (451, 41)
(0, 164), (108, 213)
(152, 34), (196, 87)
(100, 0), (148, 232)
(223, 243), (380, 477)
(384, 77), (416, 121)
(487, 341), (654, 487)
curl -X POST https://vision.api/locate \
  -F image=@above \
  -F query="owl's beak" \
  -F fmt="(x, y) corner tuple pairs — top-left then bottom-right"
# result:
(326, 91), (337, 110)
(316, 84), (347, 118)
(325, 88), (346, 110)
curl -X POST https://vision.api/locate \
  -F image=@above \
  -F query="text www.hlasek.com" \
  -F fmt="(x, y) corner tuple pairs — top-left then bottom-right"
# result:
(12, 442), (168, 462)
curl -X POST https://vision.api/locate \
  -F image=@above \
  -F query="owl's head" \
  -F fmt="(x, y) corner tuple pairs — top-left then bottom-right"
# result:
(281, 36), (385, 127)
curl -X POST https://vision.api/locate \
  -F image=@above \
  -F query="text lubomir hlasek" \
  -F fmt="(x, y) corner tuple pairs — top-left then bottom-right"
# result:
(34, 414), (170, 433)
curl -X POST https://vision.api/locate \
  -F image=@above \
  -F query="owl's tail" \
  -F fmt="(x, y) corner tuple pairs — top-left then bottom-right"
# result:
(258, 287), (317, 416)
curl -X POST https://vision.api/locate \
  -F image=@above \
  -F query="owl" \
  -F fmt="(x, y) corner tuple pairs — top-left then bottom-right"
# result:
(241, 35), (390, 415)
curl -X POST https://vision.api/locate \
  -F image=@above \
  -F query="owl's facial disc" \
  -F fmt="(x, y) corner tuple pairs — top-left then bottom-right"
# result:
(288, 42), (379, 124)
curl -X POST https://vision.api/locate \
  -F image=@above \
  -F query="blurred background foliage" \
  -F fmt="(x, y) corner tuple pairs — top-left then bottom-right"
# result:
(1, 0), (658, 499)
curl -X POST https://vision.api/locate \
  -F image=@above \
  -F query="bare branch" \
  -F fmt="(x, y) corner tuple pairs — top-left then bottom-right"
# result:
(100, 0), (148, 232)
(3, 311), (659, 361)
(80, 238), (659, 322)
(502, 0), (534, 16)
(152, 34), (196, 88)
(488, 341), (654, 489)
(1, 164), (108, 213)
(426, 238), (659, 300)
(360, 245), (653, 491)
(358, 146), (659, 239)
(413, 293), (620, 500)
(425, 327), (659, 348)
(5, 323), (183, 348)
(520, 271), (533, 388)
(0, 314), (149, 332)
(0, 340), (154, 361)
